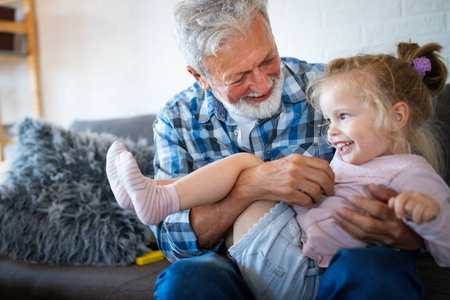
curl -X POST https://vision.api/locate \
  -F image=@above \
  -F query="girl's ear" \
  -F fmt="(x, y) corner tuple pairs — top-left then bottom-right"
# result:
(391, 101), (409, 131)
(186, 66), (211, 91)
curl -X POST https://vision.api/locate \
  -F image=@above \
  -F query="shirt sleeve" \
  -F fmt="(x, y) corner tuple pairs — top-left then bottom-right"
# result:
(150, 110), (222, 262)
(391, 166), (450, 267)
(152, 109), (193, 180)
(150, 210), (222, 262)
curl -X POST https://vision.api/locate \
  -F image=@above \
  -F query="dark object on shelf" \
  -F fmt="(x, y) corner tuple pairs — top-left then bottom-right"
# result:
(0, 6), (15, 51)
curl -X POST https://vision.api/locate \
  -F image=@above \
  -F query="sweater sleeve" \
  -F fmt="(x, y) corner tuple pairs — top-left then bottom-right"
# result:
(391, 165), (450, 267)
(404, 200), (450, 267)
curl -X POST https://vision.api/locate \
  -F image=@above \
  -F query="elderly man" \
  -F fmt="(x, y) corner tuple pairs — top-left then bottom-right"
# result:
(151, 0), (424, 299)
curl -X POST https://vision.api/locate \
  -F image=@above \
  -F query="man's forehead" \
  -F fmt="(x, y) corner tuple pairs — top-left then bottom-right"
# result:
(203, 13), (276, 81)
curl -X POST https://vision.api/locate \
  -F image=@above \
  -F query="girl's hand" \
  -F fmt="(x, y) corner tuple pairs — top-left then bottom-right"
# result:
(388, 190), (440, 225)
(333, 184), (424, 250)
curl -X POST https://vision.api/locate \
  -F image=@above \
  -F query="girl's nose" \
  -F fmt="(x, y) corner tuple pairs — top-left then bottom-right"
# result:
(327, 122), (339, 137)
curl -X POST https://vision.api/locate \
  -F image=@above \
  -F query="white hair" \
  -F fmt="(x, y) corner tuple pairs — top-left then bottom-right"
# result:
(174, 0), (271, 79)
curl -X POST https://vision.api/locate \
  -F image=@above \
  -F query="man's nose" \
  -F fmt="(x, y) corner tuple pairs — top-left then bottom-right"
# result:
(248, 68), (272, 94)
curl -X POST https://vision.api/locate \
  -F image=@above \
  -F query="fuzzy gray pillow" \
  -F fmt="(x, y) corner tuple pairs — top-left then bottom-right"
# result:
(0, 118), (154, 266)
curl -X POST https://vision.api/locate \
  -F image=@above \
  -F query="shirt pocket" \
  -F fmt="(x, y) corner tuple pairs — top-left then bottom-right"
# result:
(192, 154), (232, 170)
(266, 143), (319, 161)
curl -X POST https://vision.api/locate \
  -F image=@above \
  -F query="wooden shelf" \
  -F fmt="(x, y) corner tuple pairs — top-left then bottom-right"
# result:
(0, 52), (26, 61)
(0, 0), (41, 161)
(0, 19), (26, 33)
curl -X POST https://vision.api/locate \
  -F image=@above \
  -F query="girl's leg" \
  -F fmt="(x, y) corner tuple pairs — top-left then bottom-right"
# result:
(112, 142), (264, 225)
(173, 152), (264, 210)
(115, 151), (180, 225)
(106, 141), (133, 209)
(226, 200), (278, 248)
(228, 203), (319, 299)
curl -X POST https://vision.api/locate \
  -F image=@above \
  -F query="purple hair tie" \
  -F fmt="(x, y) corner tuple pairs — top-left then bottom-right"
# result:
(412, 56), (432, 78)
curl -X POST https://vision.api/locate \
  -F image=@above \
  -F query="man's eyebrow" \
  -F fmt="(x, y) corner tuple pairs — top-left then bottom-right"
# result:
(261, 49), (277, 63)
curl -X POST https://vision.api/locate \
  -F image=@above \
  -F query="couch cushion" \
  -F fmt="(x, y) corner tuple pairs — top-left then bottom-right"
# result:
(0, 254), (171, 299)
(69, 114), (156, 145)
(0, 118), (154, 266)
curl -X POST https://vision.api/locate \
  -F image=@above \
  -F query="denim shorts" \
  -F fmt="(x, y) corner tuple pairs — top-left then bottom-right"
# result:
(228, 202), (324, 300)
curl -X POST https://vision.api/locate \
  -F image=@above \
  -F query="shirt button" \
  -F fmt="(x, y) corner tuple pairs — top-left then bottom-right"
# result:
(234, 129), (239, 135)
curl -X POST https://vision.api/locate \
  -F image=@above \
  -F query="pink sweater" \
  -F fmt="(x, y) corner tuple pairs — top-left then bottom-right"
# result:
(293, 153), (450, 267)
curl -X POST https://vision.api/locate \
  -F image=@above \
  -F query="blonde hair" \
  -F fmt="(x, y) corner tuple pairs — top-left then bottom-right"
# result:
(307, 42), (448, 174)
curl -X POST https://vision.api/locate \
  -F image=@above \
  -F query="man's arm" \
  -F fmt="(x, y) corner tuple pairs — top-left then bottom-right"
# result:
(333, 183), (424, 250)
(190, 186), (254, 249)
(192, 154), (335, 249)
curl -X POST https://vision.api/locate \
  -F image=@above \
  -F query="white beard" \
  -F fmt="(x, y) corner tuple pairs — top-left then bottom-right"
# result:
(217, 72), (284, 119)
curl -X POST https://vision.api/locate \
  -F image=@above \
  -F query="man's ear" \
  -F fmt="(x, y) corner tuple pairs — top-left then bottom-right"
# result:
(186, 66), (210, 91)
(391, 101), (409, 131)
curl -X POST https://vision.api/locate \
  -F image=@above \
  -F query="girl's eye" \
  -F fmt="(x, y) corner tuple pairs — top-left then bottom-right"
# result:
(340, 113), (350, 120)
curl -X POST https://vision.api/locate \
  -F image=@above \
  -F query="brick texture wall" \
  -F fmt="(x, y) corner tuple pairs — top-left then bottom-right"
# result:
(3, 0), (448, 127)
(269, 0), (450, 76)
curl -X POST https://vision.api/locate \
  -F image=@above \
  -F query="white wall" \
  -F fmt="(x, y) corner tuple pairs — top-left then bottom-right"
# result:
(1, 0), (449, 127)
(36, 0), (191, 127)
(271, 0), (450, 64)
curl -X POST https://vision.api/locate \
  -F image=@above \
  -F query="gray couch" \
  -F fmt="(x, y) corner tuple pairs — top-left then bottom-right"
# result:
(1, 84), (450, 299)
(0, 113), (171, 300)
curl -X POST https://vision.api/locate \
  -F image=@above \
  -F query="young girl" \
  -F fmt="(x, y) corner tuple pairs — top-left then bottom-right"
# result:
(107, 42), (450, 299)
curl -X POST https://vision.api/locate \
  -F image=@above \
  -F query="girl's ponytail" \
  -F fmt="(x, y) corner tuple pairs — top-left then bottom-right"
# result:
(397, 42), (448, 97)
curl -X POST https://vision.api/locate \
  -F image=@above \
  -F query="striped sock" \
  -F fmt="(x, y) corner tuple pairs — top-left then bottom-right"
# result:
(106, 141), (134, 209)
(116, 151), (180, 225)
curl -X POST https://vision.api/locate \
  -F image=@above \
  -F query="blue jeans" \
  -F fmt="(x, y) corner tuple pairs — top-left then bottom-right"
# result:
(154, 251), (256, 300)
(318, 246), (425, 300)
(154, 247), (424, 300)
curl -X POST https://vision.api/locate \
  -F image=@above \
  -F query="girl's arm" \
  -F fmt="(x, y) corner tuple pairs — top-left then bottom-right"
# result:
(405, 199), (450, 267)
(391, 169), (450, 267)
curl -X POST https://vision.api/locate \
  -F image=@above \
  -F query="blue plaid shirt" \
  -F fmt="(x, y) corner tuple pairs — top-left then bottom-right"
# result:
(151, 57), (334, 262)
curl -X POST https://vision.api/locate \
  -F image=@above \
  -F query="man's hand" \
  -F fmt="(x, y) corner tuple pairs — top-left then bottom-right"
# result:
(333, 183), (424, 250)
(236, 154), (335, 208)
(191, 154), (334, 249)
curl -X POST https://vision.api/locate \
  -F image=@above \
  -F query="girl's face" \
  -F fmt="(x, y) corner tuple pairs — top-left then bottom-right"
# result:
(319, 83), (392, 165)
